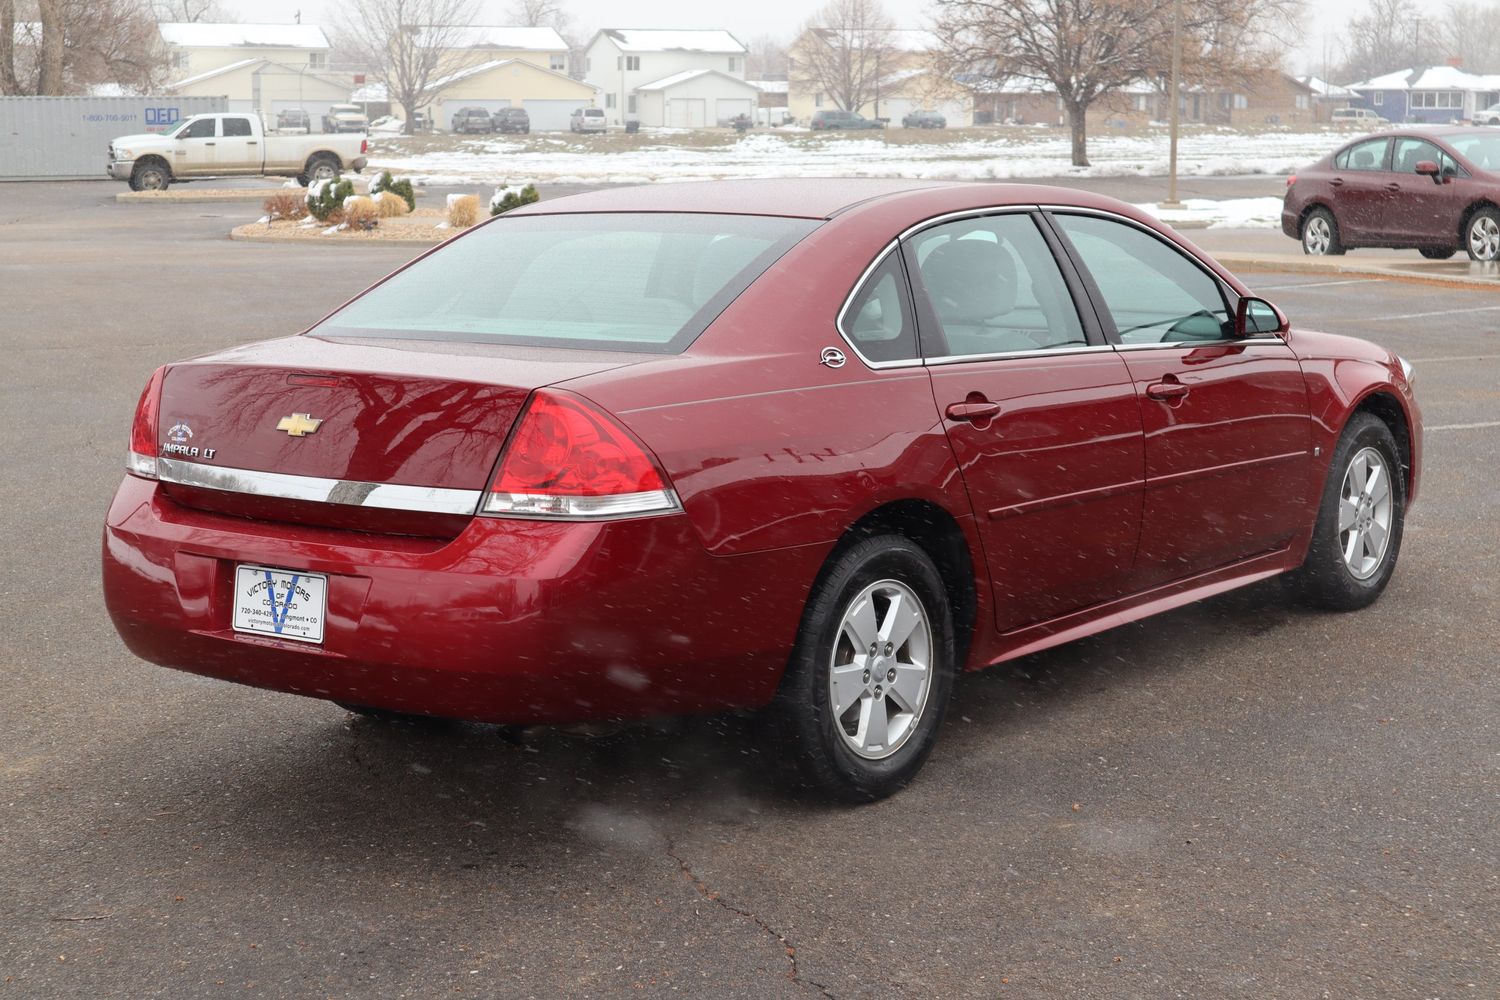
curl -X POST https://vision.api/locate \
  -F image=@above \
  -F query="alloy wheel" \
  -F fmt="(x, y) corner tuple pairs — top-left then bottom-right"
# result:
(1338, 447), (1394, 580)
(1469, 215), (1500, 260)
(828, 579), (932, 760)
(1304, 216), (1331, 254)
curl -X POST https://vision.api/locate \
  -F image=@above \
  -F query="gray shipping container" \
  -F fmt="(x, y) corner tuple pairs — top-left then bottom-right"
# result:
(0, 95), (228, 181)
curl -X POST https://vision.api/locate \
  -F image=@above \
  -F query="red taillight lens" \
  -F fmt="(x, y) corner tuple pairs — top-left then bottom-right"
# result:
(1286, 174), (1297, 187)
(361, 138), (369, 154)
(126, 366), (167, 478)
(482, 390), (678, 519)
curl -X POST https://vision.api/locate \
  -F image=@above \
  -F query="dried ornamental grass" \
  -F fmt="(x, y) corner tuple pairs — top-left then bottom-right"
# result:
(447, 193), (480, 228)
(344, 196), (381, 230)
(373, 190), (410, 217)
(262, 191), (307, 221)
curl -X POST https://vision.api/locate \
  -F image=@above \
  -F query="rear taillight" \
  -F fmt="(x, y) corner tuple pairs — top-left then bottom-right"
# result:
(481, 390), (680, 520)
(126, 366), (167, 479)
(361, 138), (369, 154)
(1286, 174), (1296, 187)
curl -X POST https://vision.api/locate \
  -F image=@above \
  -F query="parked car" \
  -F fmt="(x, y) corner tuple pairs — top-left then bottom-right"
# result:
(275, 108), (310, 133)
(1473, 103), (1500, 125)
(1331, 108), (1387, 126)
(322, 104), (369, 133)
(569, 107), (607, 133)
(1284, 126), (1500, 260)
(106, 113), (368, 191)
(902, 110), (947, 129)
(492, 107), (531, 134)
(103, 178), (1419, 802)
(811, 109), (885, 130)
(451, 106), (495, 134)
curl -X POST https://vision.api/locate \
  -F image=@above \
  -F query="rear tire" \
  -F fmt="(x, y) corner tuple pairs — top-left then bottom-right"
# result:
(1289, 412), (1405, 611)
(1301, 207), (1345, 256)
(1465, 206), (1500, 260)
(765, 535), (956, 802)
(303, 153), (339, 187)
(129, 159), (170, 191)
(1419, 246), (1457, 259)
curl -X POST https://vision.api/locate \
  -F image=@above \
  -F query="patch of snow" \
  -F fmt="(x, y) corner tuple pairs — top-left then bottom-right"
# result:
(1132, 197), (1285, 229)
(489, 182), (537, 211)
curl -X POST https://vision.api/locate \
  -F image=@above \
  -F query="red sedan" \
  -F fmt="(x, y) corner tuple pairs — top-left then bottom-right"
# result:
(1284, 126), (1500, 260)
(104, 180), (1421, 801)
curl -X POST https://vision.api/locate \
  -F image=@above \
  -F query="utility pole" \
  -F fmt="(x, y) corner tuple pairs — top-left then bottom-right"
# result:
(1161, 0), (1184, 208)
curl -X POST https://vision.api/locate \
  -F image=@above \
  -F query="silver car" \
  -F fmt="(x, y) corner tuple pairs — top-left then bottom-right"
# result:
(570, 107), (607, 133)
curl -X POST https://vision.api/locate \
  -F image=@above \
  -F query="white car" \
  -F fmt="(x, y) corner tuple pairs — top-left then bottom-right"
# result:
(1474, 103), (1500, 125)
(1331, 108), (1387, 126)
(322, 104), (370, 133)
(107, 113), (368, 191)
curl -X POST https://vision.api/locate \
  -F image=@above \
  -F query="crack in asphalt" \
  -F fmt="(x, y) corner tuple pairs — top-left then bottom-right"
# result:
(667, 844), (837, 998)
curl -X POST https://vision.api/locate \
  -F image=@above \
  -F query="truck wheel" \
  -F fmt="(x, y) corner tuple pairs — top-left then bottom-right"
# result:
(303, 154), (340, 186)
(129, 160), (170, 191)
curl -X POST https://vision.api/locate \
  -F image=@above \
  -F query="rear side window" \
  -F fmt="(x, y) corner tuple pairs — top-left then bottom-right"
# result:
(906, 213), (1086, 358)
(223, 117), (253, 137)
(839, 251), (917, 363)
(315, 213), (819, 353)
(1053, 214), (1231, 344)
(1335, 137), (1390, 171)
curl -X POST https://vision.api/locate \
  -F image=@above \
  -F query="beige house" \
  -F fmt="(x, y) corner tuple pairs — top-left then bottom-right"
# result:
(787, 29), (971, 126)
(422, 59), (600, 131)
(167, 59), (354, 128)
(433, 25), (572, 75)
(160, 22), (331, 78)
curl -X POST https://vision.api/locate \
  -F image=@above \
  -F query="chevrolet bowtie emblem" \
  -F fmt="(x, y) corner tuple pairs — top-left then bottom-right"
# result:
(276, 413), (323, 437)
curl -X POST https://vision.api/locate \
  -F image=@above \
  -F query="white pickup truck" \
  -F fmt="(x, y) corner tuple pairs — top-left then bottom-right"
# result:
(106, 112), (369, 191)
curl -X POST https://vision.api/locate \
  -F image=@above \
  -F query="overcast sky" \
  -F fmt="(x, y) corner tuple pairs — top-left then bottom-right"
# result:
(223, 0), (1346, 74)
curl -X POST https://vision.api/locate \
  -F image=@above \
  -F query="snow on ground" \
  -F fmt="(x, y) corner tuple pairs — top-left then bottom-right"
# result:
(1133, 196), (1286, 229)
(367, 126), (1342, 187)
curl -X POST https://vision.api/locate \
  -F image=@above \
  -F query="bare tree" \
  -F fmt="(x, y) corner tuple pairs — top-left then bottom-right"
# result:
(791, 0), (897, 113)
(2, 0), (164, 94)
(505, 0), (570, 33)
(154, 0), (231, 21)
(334, 0), (481, 135)
(746, 33), (790, 78)
(1337, 0), (1432, 79)
(1, 0), (19, 94)
(38, 0), (64, 92)
(1443, 1), (1500, 73)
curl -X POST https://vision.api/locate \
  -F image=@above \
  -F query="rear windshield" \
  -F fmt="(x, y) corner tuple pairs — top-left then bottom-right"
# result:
(313, 212), (820, 353)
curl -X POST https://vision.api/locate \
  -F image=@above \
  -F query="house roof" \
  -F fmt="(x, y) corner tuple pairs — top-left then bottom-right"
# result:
(168, 57), (263, 88)
(437, 25), (568, 50)
(429, 57), (596, 91)
(749, 80), (789, 94)
(159, 22), (330, 50)
(168, 58), (349, 92)
(1345, 65), (1500, 91)
(635, 68), (760, 92)
(595, 29), (747, 55)
(1299, 75), (1356, 99)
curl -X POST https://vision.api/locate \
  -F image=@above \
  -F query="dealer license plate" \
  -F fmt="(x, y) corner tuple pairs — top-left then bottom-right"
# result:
(232, 565), (327, 644)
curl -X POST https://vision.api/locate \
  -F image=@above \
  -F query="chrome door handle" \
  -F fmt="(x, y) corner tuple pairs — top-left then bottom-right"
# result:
(945, 401), (1002, 422)
(1385, 183), (1401, 191)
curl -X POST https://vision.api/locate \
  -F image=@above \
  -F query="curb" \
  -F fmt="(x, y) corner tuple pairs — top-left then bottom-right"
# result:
(1215, 253), (1500, 292)
(118, 189), (287, 204)
(228, 226), (448, 248)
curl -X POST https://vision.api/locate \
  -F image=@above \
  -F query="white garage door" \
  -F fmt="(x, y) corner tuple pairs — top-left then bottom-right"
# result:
(523, 99), (588, 131)
(271, 100), (336, 132)
(715, 98), (753, 125)
(668, 99), (707, 128)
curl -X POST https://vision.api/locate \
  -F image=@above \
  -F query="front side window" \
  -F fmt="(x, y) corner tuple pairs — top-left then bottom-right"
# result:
(906, 213), (1086, 358)
(1053, 214), (1231, 345)
(1392, 137), (1444, 173)
(315, 213), (819, 353)
(222, 117), (253, 137)
(840, 251), (917, 363)
(1335, 137), (1390, 171)
(180, 117), (216, 139)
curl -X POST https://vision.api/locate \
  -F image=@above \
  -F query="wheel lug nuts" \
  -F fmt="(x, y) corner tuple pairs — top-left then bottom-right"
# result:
(883, 643), (894, 656)
(862, 670), (870, 683)
(887, 668), (896, 682)
(869, 643), (878, 655)
(874, 685), (882, 697)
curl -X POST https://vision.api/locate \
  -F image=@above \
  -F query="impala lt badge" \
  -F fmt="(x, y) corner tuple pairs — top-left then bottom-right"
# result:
(276, 413), (323, 437)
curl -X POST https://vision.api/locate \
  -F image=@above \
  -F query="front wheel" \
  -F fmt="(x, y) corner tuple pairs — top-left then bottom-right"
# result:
(1465, 206), (1500, 260)
(765, 535), (956, 802)
(129, 160), (170, 191)
(1289, 412), (1405, 610)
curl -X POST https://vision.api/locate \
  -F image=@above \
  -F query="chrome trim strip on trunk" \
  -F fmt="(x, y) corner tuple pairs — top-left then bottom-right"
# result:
(155, 457), (483, 516)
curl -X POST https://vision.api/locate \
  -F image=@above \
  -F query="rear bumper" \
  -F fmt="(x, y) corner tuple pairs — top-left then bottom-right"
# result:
(349, 156), (368, 173)
(1281, 199), (1300, 239)
(102, 475), (826, 724)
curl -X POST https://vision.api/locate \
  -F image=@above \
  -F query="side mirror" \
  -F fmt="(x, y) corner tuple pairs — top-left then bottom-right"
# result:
(1414, 160), (1444, 183)
(1235, 296), (1287, 337)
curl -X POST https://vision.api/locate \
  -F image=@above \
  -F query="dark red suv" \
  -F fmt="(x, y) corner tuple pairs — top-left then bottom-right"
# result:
(1283, 126), (1500, 260)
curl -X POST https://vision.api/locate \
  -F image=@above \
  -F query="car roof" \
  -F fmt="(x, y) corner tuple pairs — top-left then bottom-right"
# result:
(506, 178), (1145, 222)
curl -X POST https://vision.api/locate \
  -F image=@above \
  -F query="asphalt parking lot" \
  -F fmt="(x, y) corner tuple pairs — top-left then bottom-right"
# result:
(1, 180), (1496, 999)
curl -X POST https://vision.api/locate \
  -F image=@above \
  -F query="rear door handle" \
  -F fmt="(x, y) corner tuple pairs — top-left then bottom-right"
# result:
(1330, 177), (1344, 187)
(1146, 381), (1190, 401)
(1386, 182), (1401, 191)
(204, 141), (215, 146)
(945, 401), (1002, 422)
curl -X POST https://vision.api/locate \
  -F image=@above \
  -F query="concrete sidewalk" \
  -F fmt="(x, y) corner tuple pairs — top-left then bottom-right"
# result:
(1188, 227), (1500, 291)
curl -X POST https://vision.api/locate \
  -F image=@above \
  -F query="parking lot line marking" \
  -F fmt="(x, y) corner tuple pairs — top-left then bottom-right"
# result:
(1377, 304), (1500, 321)
(1428, 420), (1500, 431)
(1255, 279), (1381, 291)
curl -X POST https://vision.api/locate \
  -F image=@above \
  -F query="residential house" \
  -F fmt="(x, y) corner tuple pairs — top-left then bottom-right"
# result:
(1298, 76), (1356, 122)
(787, 29), (971, 126)
(168, 59), (355, 126)
(749, 78), (791, 126)
(434, 25), (571, 75)
(583, 29), (750, 126)
(422, 59), (599, 131)
(1346, 65), (1500, 122)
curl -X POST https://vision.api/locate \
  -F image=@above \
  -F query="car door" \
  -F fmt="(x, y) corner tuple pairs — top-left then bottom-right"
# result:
(900, 210), (1145, 632)
(216, 115), (259, 173)
(172, 115), (218, 176)
(1328, 136), (1395, 241)
(1386, 136), (1469, 244)
(1047, 211), (1311, 589)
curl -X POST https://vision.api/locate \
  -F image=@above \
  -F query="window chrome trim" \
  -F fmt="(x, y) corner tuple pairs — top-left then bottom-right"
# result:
(924, 343), (1115, 366)
(834, 239), (914, 371)
(155, 457), (483, 516)
(1112, 336), (1285, 351)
